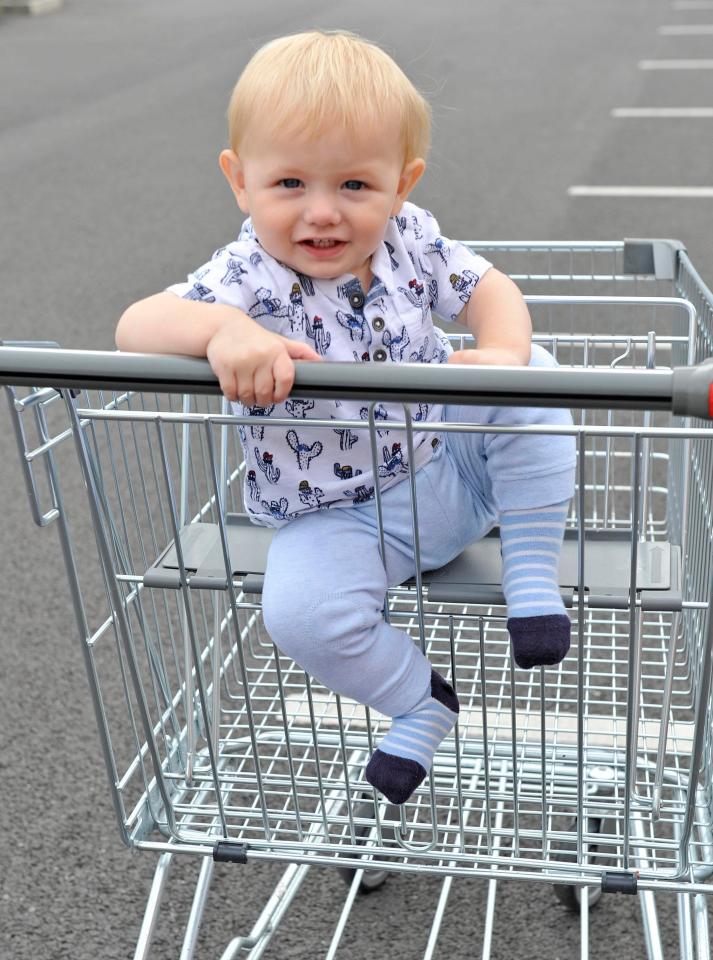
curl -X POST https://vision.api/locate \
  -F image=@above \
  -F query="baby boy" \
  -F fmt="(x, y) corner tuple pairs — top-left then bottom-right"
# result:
(116, 30), (576, 804)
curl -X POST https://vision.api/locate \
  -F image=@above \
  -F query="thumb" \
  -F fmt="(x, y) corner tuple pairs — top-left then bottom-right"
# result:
(281, 338), (323, 362)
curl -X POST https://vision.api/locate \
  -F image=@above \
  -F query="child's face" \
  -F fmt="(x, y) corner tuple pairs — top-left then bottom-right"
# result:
(220, 122), (424, 289)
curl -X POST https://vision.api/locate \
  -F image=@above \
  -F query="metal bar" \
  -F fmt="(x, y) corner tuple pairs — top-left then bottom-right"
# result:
(481, 769), (510, 960)
(675, 558), (713, 876)
(539, 666), (548, 859)
(423, 876), (454, 960)
(630, 814), (664, 960)
(652, 610), (680, 819)
(179, 857), (215, 960)
(694, 894), (710, 959)
(576, 431), (586, 864)
(678, 892), (695, 960)
(133, 852), (173, 960)
(324, 870), (362, 960)
(509, 647), (520, 857)
(136, 837), (713, 892)
(623, 435), (643, 869)
(0, 345), (691, 411)
(580, 881), (589, 960)
(478, 619), (493, 853)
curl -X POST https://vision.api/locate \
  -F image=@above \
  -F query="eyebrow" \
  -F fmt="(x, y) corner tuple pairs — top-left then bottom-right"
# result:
(263, 154), (390, 176)
(270, 164), (386, 181)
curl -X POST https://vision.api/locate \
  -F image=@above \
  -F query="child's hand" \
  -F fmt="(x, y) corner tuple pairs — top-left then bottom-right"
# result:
(447, 346), (530, 366)
(207, 313), (323, 405)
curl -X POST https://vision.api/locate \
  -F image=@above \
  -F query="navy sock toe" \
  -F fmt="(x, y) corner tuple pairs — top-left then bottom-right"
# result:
(507, 614), (571, 669)
(365, 750), (427, 805)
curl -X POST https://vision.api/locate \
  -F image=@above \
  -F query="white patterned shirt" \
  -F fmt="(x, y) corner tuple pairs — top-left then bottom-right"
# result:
(166, 201), (492, 527)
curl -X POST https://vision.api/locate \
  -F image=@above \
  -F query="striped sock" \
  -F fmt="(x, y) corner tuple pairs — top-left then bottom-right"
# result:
(365, 670), (459, 804)
(500, 500), (571, 669)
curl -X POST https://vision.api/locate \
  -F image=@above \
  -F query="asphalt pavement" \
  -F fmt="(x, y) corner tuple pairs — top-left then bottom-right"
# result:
(1, 1), (712, 958)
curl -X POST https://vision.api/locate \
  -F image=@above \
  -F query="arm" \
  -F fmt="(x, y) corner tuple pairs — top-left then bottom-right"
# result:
(448, 268), (532, 366)
(116, 292), (321, 405)
(116, 292), (247, 356)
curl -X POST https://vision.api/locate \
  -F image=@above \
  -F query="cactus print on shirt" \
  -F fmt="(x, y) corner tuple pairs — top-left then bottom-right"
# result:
(166, 201), (492, 527)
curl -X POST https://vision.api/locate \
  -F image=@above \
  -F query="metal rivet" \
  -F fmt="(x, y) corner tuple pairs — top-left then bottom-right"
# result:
(374, 349), (387, 362)
(372, 317), (385, 331)
(349, 291), (365, 309)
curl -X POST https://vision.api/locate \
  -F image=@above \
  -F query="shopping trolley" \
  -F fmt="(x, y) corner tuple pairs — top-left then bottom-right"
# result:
(2, 237), (713, 960)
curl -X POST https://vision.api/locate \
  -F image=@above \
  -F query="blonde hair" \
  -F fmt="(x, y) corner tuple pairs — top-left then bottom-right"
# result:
(227, 30), (431, 162)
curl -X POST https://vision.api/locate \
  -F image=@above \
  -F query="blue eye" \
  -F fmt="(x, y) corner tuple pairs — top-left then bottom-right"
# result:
(344, 180), (366, 191)
(279, 178), (302, 189)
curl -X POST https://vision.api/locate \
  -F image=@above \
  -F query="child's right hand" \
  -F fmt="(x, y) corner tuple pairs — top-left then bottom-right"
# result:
(206, 312), (323, 406)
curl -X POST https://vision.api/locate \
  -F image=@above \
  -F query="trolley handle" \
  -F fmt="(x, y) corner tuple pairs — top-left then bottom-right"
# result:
(1, 346), (713, 417)
(671, 359), (713, 419)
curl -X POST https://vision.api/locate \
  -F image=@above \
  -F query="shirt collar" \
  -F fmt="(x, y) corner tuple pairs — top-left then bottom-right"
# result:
(369, 231), (397, 296)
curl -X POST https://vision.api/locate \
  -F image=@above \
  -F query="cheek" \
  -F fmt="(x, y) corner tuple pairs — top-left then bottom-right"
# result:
(359, 203), (390, 233)
(251, 209), (282, 239)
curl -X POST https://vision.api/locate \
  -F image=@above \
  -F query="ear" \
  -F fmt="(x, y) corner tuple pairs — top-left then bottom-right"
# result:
(391, 157), (426, 215)
(219, 149), (250, 214)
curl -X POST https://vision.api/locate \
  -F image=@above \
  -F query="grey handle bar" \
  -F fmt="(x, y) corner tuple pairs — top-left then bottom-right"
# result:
(0, 346), (711, 417)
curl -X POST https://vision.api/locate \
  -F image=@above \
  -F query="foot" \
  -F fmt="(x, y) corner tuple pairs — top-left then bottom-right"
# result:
(365, 670), (459, 804)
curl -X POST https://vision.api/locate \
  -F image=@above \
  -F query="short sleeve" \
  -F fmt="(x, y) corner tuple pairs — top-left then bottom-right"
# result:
(411, 206), (492, 322)
(165, 242), (253, 313)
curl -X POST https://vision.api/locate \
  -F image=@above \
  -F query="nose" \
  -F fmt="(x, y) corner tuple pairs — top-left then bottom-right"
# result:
(303, 190), (341, 227)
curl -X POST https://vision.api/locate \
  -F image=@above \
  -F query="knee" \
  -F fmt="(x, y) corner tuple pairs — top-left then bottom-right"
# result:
(261, 576), (311, 658)
(262, 581), (375, 662)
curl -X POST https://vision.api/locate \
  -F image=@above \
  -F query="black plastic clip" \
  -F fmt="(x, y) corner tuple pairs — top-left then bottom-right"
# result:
(213, 841), (249, 864)
(601, 871), (638, 895)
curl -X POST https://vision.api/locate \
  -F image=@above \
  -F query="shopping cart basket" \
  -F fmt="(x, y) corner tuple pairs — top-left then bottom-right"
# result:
(2, 238), (713, 960)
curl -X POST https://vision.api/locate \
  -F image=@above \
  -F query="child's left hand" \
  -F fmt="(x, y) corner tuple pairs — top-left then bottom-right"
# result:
(447, 346), (529, 366)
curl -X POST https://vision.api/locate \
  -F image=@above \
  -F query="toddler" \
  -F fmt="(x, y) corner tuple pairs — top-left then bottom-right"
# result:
(116, 30), (576, 805)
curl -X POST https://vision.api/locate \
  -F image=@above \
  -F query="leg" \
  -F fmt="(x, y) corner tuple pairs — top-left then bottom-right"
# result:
(446, 344), (577, 668)
(261, 470), (464, 803)
(261, 508), (431, 716)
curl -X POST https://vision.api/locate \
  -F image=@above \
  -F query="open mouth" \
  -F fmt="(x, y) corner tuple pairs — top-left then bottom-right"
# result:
(299, 238), (347, 258)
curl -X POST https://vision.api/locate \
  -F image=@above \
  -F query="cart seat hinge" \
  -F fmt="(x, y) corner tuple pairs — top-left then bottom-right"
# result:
(601, 871), (639, 895)
(213, 841), (250, 864)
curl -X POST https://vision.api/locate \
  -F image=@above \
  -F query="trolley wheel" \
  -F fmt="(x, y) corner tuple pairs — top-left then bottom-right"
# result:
(336, 799), (397, 894)
(552, 817), (604, 912)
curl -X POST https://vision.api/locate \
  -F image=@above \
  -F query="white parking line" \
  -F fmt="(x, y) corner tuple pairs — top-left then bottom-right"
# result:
(639, 59), (713, 68)
(612, 107), (713, 117)
(568, 186), (713, 197)
(659, 23), (713, 33)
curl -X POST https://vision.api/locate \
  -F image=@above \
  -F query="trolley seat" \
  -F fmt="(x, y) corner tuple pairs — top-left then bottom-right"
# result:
(143, 513), (682, 613)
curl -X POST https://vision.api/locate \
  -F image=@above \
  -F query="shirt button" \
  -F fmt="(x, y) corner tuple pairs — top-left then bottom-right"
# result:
(349, 291), (365, 310)
(372, 316), (385, 331)
(373, 349), (387, 362)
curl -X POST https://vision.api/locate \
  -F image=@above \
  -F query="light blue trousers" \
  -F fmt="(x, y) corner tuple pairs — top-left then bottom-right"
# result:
(262, 345), (576, 718)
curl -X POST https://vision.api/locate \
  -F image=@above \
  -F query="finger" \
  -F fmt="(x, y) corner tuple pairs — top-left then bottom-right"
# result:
(272, 351), (295, 404)
(282, 338), (323, 361)
(237, 372), (256, 408)
(222, 374), (239, 402)
(253, 364), (276, 406)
